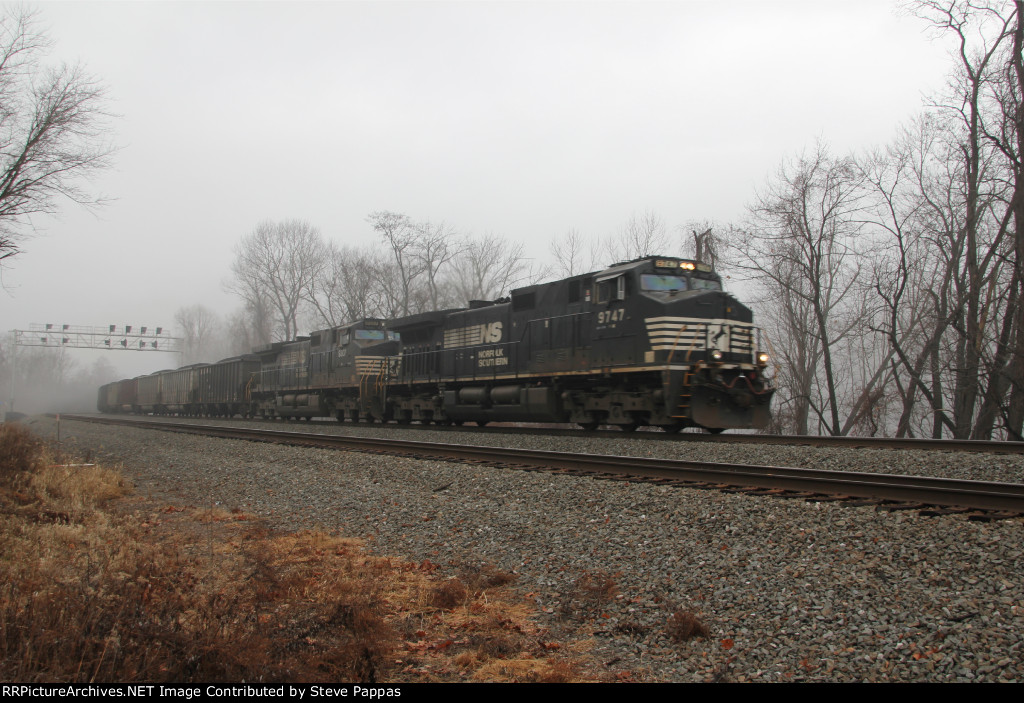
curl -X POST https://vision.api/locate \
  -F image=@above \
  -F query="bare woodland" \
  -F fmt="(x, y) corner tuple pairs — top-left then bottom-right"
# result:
(3, 1), (1018, 439)
(731, 0), (1024, 440)
(0, 7), (113, 265)
(197, 1), (1024, 441)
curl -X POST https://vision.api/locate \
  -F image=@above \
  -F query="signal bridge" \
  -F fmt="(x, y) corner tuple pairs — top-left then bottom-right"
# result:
(15, 324), (182, 353)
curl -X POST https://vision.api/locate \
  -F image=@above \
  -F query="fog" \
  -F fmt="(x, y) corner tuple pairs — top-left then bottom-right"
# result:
(1, 1), (952, 411)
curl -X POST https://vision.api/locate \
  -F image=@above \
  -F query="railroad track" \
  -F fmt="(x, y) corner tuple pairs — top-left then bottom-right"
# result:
(67, 413), (1024, 453)
(62, 414), (1024, 519)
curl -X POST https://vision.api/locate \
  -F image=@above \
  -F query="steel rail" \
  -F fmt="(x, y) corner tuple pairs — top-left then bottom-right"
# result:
(62, 415), (1024, 515)
(71, 412), (1024, 454)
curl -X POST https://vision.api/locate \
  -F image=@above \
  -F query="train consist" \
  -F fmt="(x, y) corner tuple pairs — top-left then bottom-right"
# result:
(98, 256), (776, 432)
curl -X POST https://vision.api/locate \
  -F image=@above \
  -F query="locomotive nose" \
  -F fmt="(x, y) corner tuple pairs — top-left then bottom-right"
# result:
(730, 387), (754, 408)
(667, 290), (748, 323)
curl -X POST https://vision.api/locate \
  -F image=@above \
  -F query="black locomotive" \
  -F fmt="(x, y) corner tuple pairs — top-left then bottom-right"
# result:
(99, 256), (775, 432)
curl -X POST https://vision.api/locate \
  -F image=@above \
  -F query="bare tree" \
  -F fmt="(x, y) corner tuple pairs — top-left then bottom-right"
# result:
(549, 227), (599, 276)
(608, 210), (669, 262)
(680, 220), (728, 270)
(907, 0), (1018, 438)
(452, 233), (541, 303)
(853, 115), (993, 439)
(306, 244), (390, 325)
(735, 142), (868, 435)
(304, 243), (347, 327)
(0, 7), (114, 265)
(971, 0), (1024, 439)
(226, 219), (328, 341)
(0, 342), (81, 414)
(223, 307), (265, 356)
(368, 211), (423, 315)
(755, 250), (824, 435)
(174, 304), (221, 364)
(413, 220), (460, 310)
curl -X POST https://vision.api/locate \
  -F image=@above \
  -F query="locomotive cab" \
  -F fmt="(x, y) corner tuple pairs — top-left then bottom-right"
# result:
(633, 258), (773, 430)
(582, 256), (774, 431)
(322, 319), (400, 384)
(305, 318), (401, 422)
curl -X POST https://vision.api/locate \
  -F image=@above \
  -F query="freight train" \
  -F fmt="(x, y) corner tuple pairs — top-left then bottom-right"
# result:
(98, 256), (775, 432)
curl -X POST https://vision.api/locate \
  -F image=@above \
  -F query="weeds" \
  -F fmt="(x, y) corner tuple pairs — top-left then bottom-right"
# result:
(573, 570), (620, 602)
(458, 561), (518, 595)
(430, 578), (469, 609)
(614, 621), (650, 638)
(0, 422), (595, 683)
(665, 610), (710, 642)
(0, 422), (43, 474)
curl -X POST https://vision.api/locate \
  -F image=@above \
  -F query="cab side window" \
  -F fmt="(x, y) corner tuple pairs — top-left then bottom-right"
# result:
(568, 280), (582, 304)
(597, 275), (628, 304)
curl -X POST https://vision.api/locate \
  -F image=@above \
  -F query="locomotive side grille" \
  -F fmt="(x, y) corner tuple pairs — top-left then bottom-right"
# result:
(444, 325), (486, 349)
(280, 349), (306, 367)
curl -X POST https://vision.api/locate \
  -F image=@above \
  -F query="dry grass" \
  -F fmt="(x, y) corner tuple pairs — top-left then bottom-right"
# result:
(429, 578), (470, 610)
(573, 570), (620, 603)
(470, 657), (582, 683)
(0, 422), (44, 474)
(665, 610), (710, 642)
(458, 561), (518, 593)
(0, 422), (595, 683)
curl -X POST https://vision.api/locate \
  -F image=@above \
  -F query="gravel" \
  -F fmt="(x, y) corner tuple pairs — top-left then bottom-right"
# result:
(35, 415), (1024, 682)
(99, 415), (1024, 483)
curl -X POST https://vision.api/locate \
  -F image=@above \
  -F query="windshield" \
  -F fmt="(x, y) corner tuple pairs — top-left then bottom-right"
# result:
(354, 330), (386, 340)
(642, 274), (688, 292)
(690, 277), (722, 291)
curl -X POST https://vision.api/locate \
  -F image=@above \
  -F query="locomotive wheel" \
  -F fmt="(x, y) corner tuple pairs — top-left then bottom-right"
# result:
(620, 422), (639, 432)
(475, 420), (488, 427)
(705, 427), (725, 434)
(578, 422), (599, 431)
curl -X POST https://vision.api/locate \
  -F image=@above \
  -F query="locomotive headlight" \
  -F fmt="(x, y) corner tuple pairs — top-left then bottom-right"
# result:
(757, 352), (769, 366)
(711, 349), (723, 362)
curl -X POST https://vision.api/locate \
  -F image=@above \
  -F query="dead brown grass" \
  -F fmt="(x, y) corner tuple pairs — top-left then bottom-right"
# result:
(429, 577), (470, 609)
(0, 422), (44, 475)
(458, 561), (518, 594)
(665, 610), (710, 642)
(0, 422), (596, 683)
(573, 570), (620, 603)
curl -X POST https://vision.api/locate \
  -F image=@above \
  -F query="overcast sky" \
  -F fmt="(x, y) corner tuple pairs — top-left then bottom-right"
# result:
(2, 0), (952, 378)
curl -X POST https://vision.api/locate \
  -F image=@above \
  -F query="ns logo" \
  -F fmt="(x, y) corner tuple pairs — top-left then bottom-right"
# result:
(480, 321), (503, 343)
(445, 320), (504, 348)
